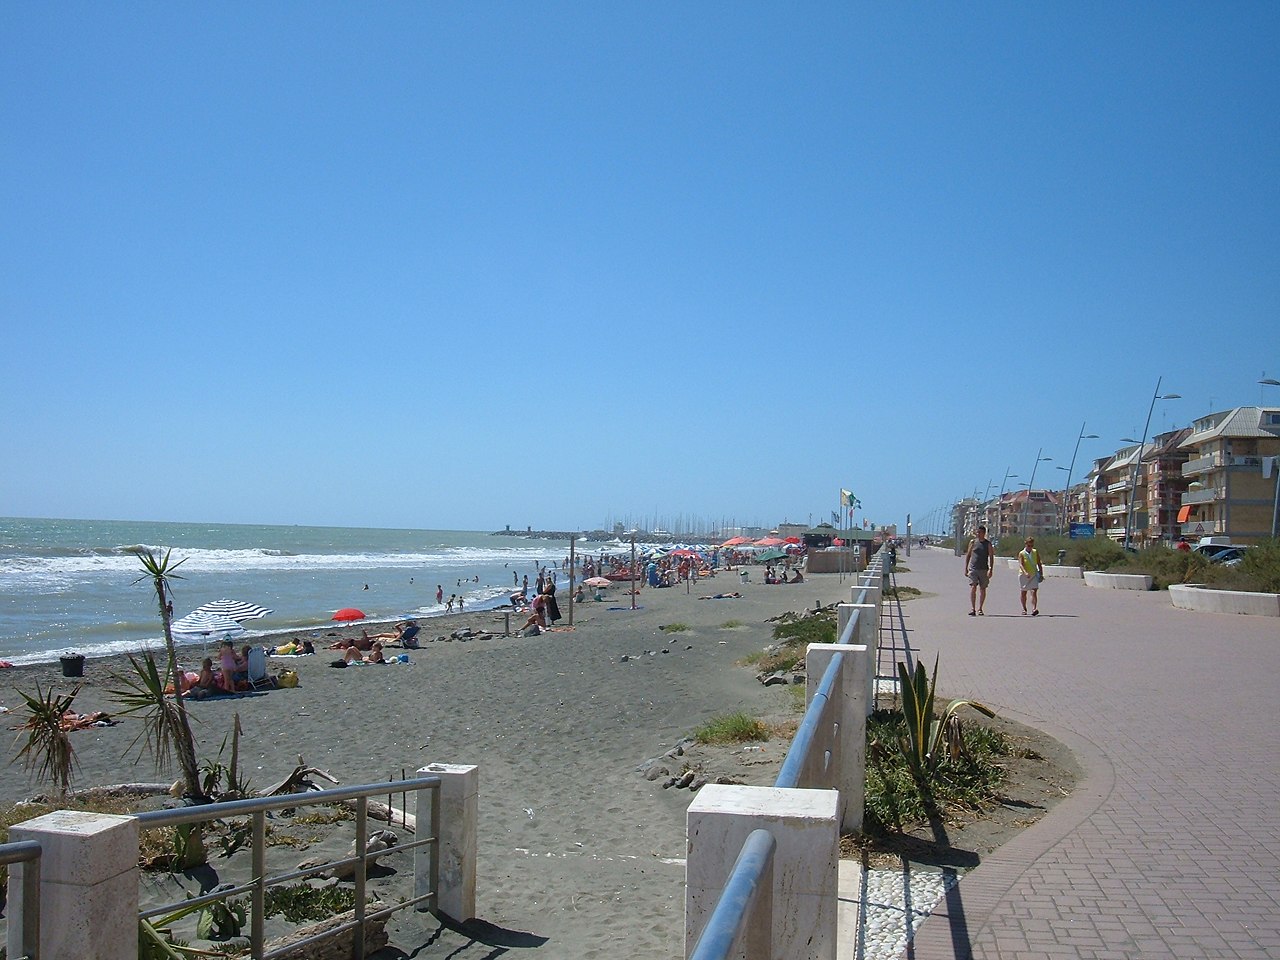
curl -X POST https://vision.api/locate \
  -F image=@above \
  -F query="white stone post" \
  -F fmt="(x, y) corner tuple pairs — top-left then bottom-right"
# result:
(686, 785), (840, 960)
(8, 811), (138, 960)
(416, 763), (478, 922)
(806, 642), (867, 832)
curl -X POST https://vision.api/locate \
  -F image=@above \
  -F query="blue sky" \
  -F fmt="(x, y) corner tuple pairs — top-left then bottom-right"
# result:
(3, 3), (1277, 534)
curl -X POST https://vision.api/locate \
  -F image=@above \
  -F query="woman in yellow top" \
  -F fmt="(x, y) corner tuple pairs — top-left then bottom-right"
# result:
(1018, 537), (1045, 616)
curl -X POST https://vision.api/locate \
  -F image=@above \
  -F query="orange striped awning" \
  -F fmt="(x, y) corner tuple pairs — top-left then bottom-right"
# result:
(1177, 504), (1192, 523)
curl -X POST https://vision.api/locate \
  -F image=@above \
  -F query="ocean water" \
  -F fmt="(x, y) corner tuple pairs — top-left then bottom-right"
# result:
(0, 517), (619, 665)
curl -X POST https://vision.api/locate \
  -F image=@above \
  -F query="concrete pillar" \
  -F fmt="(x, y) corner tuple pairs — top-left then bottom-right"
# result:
(8, 811), (138, 960)
(805, 643), (867, 832)
(417, 763), (478, 922)
(686, 785), (840, 960)
(852, 580), (881, 609)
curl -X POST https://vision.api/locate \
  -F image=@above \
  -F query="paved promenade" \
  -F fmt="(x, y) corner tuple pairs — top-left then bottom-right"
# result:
(886, 546), (1280, 959)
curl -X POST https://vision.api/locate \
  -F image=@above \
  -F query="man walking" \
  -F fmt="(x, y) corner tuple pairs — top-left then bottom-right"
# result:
(1018, 536), (1045, 616)
(964, 525), (995, 616)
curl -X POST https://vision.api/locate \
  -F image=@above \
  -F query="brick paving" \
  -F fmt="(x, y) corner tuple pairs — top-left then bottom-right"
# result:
(878, 546), (1280, 959)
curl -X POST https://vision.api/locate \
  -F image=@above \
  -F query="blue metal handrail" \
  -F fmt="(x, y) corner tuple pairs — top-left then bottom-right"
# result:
(1, 838), (43, 960)
(691, 554), (884, 960)
(688, 829), (776, 960)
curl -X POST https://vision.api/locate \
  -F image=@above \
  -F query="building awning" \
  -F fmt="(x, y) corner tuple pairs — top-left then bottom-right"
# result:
(1177, 504), (1193, 523)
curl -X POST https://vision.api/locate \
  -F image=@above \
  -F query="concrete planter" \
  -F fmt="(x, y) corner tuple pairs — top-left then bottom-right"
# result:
(1168, 583), (1280, 617)
(1084, 571), (1153, 591)
(1043, 565), (1084, 579)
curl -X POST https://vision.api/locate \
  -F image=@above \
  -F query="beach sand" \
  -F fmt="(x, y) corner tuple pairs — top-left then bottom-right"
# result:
(0, 569), (858, 958)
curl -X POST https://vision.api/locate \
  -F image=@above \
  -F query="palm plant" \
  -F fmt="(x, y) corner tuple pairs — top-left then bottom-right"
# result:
(129, 548), (202, 800)
(12, 683), (81, 799)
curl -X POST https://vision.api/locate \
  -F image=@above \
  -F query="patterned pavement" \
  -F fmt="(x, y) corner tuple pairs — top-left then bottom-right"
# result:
(879, 546), (1280, 959)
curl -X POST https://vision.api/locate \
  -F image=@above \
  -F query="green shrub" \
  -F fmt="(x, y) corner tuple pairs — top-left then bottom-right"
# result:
(1114, 546), (1210, 588)
(771, 608), (836, 646)
(694, 712), (769, 745)
(1065, 537), (1126, 571)
(1237, 538), (1280, 593)
(659, 622), (689, 633)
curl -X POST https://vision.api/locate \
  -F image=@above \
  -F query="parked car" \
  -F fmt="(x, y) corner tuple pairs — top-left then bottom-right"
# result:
(1193, 542), (1237, 560)
(1210, 547), (1250, 567)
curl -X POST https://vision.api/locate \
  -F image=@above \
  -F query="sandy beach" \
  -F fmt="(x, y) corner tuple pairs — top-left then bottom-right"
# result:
(0, 568), (860, 958)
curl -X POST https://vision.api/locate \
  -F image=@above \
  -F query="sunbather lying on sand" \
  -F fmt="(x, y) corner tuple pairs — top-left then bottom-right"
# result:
(699, 592), (742, 599)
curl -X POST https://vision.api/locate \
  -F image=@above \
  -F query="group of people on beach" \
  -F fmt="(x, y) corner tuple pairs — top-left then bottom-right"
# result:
(327, 619), (420, 665)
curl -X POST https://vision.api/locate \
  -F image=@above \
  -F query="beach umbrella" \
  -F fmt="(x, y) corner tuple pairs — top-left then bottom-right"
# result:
(583, 577), (612, 588)
(754, 537), (787, 546)
(171, 611), (246, 641)
(757, 548), (788, 563)
(191, 599), (273, 622)
(332, 607), (366, 622)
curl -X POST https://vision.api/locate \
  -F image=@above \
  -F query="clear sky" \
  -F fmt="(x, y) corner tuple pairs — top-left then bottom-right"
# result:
(3, 3), (1277, 535)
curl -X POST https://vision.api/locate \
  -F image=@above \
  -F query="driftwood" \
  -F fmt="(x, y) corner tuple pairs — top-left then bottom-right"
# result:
(259, 759), (340, 797)
(261, 905), (389, 960)
(343, 797), (417, 833)
(297, 830), (399, 879)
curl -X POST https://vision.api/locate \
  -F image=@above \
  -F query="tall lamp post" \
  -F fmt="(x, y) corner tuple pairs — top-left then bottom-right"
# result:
(1020, 449), (1053, 535)
(1122, 377), (1181, 550)
(996, 468), (1018, 539)
(1058, 424), (1099, 534)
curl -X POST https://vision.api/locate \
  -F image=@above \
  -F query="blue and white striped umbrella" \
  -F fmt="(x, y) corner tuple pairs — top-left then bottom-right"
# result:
(190, 599), (273, 622)
(171, 611), (246, 639)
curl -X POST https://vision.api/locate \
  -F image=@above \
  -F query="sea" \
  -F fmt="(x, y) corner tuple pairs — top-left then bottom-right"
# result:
(0, 517), (629, 666)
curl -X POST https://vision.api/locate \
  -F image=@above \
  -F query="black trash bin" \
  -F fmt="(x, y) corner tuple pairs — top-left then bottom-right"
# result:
(60, 654), (85, 678)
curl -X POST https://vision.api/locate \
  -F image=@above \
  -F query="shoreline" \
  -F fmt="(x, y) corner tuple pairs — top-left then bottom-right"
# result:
(0, 570), (857, 957)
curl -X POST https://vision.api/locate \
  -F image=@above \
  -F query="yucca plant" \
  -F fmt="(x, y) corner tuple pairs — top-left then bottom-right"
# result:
(11, 683), (81, 798)
(897, 656), (995, 805)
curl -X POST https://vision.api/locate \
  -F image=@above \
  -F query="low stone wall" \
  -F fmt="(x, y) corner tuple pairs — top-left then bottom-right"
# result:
(1044, 565), (1083, 579)
(1000, 560), (1083, 579)
(1083, 571), (1153, 591)
(1168, 584), (1280, 617)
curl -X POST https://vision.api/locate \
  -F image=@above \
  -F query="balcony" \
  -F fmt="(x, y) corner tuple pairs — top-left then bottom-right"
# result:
(1182, 454), (1215, 477)
(1105, 503), (1128, 517)
(1180, 487), (1223, 506)
(1182, 453), (1265, 478)
(1106, 479), (1130, 493)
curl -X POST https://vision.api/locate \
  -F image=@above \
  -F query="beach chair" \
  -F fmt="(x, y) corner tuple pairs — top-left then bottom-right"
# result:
(245, 646), (272, 690)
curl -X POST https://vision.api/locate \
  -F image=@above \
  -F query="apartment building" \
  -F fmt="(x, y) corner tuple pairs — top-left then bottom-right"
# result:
(1094, 445), (1142, 542)
(1134, 427), (1193, 546)
(1179, 406), (1280, 544)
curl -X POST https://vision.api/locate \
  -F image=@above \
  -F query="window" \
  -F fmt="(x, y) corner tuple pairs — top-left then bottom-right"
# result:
(1266, 412), (1280, 426)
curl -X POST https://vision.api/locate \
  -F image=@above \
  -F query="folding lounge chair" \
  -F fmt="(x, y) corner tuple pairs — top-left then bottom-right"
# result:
(246, 646), (272, 690)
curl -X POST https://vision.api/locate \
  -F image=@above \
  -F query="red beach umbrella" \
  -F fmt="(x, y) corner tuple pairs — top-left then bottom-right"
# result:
(332, 608), (366, 622)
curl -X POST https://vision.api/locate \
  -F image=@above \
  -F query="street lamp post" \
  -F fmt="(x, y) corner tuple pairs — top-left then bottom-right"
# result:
(1058, 423), (1099, 534)
(996, 468), (1018, 538)
(1020, 449), (1053, 535)
(1122, 377), (1181, 550)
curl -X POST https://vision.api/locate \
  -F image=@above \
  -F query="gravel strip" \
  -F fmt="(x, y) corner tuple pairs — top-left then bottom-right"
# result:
(853, 866), (957, 959)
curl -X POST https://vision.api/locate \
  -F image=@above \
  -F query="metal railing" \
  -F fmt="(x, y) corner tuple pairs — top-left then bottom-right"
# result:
(1, 838), (43, 960)
(687, 830), (776, 960)
(134, 775), (441, 960)
(690, 554), (885, 959)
